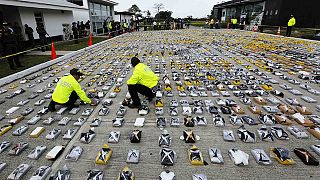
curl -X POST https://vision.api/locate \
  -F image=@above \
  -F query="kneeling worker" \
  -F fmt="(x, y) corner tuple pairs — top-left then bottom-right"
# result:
(127, 57), (159, 108)
(49, 68), (96, 111)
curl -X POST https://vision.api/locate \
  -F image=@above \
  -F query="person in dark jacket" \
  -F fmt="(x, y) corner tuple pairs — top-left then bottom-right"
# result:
(24, 24), (34, 48)
(2, 22), (23, 69)
(12, 22), (23, 51)
(80, 21), (85, 37)
(36, 24), (49, 52)
(72, 22), (79, 44)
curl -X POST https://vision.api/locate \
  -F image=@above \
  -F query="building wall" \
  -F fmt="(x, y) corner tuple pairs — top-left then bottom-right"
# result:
(263, 0), (320, 28)
(0, 5), (22, 27)
(19, 7), (73, 39)
(73, 9), (90, 22)
(71, 0), (90, 22)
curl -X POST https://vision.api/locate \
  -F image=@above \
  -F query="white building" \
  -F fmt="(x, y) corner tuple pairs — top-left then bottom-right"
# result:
(0, 0), (117, 40)
(0, 0), (88, 40)
(67, 0), (118, 34)
(114, 11), (135, 26)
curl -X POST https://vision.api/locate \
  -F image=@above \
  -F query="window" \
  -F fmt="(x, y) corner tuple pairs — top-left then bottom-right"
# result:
(101, 5), (107, 17)
(275, 10), (278, 15)
(67, 0), (83, 6)
(270, 10), (273, 15)
(34, 12), (44, 28)
(106, 6), (110, 17)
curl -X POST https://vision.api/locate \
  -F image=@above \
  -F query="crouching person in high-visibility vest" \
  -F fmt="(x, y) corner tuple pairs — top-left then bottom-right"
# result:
(127, 57), (159, 108)
(49, 68), (97, 111)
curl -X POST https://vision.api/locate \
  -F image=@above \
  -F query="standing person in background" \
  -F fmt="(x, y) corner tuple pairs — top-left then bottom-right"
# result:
(24, 24), (34, 48)
(209, 19), (214, 29)
(136, 22), (140, 31)
(111, 21), (115, 37)
(36, 24), (49, 52)
(76, 21), (80, 37)
(215, 19), (220, 29)
(286, 15), (296, 37)
(0, 23), (4, 57)
(232, 17), (238, 29)
(153, 21), (157, 30)
(123, 20), (127, 33)
(72, 22), (79, 44)
(186, 20), (190, 29)
(2, 22), (23, 69)
(85, 20), (90, 35)
(103, 20), (107, 34)
(13, 22), (23, 51)
(108, 21), (113, 37)
(80, 21), (85, 37)
(129, 19), (134, 32)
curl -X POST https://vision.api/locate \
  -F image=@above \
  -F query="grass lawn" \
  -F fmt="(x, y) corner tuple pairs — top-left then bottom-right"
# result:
(190, 21), (208, 28)
(0, 55), (55, 78)
(263, 28), (317, 39)
(0, 36), (106, 79)
(55, 36), (107, 51)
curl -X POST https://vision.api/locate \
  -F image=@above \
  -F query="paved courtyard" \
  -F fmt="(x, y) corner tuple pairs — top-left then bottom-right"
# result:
(0, 29), (320, 179)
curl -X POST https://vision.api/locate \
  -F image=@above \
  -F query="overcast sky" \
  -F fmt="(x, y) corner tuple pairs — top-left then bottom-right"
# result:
(113, 0), (221, 18)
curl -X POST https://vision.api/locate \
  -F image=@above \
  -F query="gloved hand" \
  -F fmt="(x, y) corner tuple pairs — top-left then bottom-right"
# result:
(90, 98), (98, 106)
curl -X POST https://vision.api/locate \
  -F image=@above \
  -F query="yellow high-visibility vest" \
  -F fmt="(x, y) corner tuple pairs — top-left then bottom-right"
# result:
(52, 75), (91, 104)
(127, 63), (159, 88)
(288, 17), (296, 27)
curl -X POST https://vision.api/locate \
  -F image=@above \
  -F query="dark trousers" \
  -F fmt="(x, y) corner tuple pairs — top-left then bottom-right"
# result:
(39, 35), (47, 52)
(5, 45), (22, 69)
(128, 84), (154, 106)
(286, 26), (292, 37)
(49, 91), (78, 111)
(28, 37), (35, 48)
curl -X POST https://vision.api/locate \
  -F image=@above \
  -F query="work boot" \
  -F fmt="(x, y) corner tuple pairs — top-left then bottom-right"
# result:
(67, 104), (79, 111)
(146, 93), (156, 102)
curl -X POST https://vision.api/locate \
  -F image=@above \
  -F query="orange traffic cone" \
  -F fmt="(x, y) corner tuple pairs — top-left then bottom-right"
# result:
(88, 34), (93, 46)
(51, 41), (57, 60)
(276, 27), (281, 36)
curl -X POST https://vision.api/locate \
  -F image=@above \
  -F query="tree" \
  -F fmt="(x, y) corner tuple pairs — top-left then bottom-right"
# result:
(155, 11), (173, 21)
(146, 10), (151, 18)
(128, 4), (141, 13)
(154, 3), (164, 14)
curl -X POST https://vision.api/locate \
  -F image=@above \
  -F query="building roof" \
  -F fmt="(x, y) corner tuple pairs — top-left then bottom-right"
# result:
(115, 11), (135, 16)
(0, 0), (88, 11)
(90, 0), (118, 6)
(214, 0), (265, 8)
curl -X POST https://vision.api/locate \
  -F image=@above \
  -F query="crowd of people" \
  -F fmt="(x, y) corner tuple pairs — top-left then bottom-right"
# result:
(0, 21), (54, 69)
(0, 22), (24, 70)
(71, 20), (91, 43)
(207, 15), (296, 37)
(0, 20), (92, 70)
